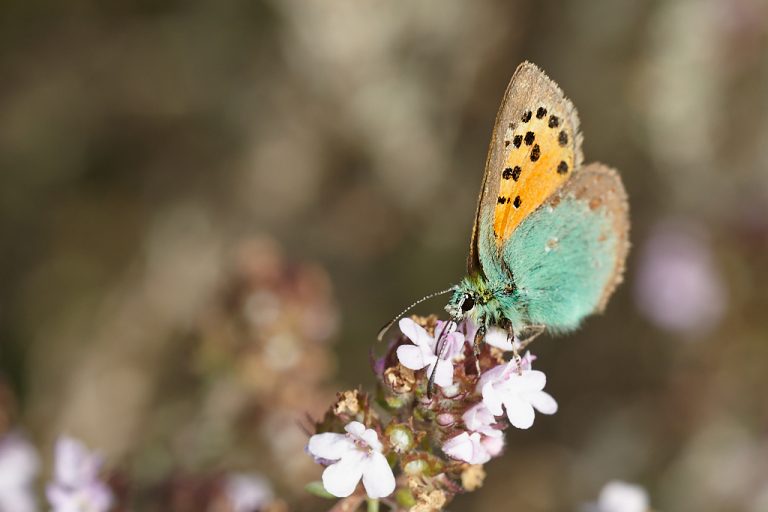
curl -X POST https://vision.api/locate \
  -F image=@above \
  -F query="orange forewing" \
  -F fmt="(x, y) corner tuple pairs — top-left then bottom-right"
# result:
(493, 107), (576, 244)
(468, 63), (583, 274)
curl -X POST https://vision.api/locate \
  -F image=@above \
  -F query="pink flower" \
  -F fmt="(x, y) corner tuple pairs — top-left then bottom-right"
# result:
(443, 403), (505, 464)
(396, 318), (465, 388)
(442, 431), (503, 465)
(46, 436), (114, 512)
(462, 403), (502, 438)
(307, 421), (395, 499)
(478, 362), (558, 429)
(635, 220), (726, 336)
(222, 473), (273, 512)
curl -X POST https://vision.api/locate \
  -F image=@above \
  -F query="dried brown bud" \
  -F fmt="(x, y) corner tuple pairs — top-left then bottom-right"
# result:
(332, 390), (361, 416)
(384, 365), (416, 394)
(410, 488), (447, 512)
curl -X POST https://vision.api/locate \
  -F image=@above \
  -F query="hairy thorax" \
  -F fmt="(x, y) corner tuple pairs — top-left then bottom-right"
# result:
(445, 274), (520, 329)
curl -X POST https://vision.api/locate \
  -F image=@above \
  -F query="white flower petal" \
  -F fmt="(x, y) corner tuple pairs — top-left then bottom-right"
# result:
(519, 370), (546, 391)
(481, 382), (505, 417)
(442, 433), (474, 462)
(462, 403), (489, 431)
(443, 332), (466, 360)
(224, 473), (273, 512)
(597, 481), (649, 512)
(527, 391), (558, 415)
(0, 489), (37, 512)
(432, 359), (455, 388)
(396, 345), (429, 370)
(361, 452), (395, 499)
(321, 452), (365, 498)
(0, 433), (39, 487)
(462, 319), (480, 344)
(466, 433), (491, 464)
(54, 436), (102, 488)
(477, 363), (509, 391)
(344, 421), (366, 439)
(481, 435), (504, 457)
(360, 429), (382, 453)
(484, 327), (515, 350)
(398, 318), (432, 348)
(463, 403), (501, 437)
(307, 432), (355, 461)
(503, 395), (536, 429)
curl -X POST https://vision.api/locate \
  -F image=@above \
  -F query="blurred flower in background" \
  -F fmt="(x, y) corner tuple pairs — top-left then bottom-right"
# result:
(0, 432), (39, 512)
(584, 481), (650, 512)
(634, 220), (726, 336)
(46, 436), (114, 512)
(216, 473), (274, 512)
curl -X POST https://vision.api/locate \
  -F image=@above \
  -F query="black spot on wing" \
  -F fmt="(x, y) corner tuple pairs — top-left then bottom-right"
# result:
(524, 131), (535, 146)
(530, 144), (541, 162)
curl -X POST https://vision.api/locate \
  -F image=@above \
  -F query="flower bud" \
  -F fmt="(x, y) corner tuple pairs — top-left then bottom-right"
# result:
(385, 424), (415, 453)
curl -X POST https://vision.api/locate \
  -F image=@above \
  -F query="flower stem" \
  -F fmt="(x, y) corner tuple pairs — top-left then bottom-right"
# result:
(367, 498), (380, 512)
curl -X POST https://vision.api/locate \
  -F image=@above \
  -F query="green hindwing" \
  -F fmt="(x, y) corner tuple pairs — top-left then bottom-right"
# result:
(502, 197), (617, 332)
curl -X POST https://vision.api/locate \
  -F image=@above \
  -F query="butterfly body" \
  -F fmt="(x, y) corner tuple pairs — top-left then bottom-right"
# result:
(443, 62), (629, 341)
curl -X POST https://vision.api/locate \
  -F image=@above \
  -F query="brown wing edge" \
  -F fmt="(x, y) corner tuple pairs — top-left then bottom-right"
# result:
(549, 162), (630, 312)
(466, 61), (584, 275)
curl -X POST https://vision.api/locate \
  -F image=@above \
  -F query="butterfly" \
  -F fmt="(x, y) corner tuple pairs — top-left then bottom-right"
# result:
(380, 62), (629, 367)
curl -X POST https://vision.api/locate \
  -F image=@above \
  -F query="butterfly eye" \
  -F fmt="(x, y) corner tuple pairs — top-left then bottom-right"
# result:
(461, 294), (475, 312)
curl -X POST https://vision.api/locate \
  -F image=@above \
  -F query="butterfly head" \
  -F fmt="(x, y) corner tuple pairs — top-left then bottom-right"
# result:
(445, 287), (478, 322)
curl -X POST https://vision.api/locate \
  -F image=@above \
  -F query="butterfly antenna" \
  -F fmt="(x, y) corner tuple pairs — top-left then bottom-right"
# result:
(427, 320), (456, 398)
(376, 286), (456, 341)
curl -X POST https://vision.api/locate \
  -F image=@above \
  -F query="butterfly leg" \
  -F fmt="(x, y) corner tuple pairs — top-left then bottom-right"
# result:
(506, 330), (525, 374)
(473, 322), (486, 375)
(516, 324), (545, 351)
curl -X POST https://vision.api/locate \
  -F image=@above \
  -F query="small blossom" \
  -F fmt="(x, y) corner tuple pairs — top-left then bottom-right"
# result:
(47, 436), (113, 512)
(442, 431), (502, 465)
(479, 362), (558, 429)
(221, 473), (273, 512)
(588, 480), (650, 512)
(443, 403), (505, 465)
(396, 318), (465, 388)
(307, 421), (395, 499)
(0, 432), (39, 512)
(462, 403), (502, 438)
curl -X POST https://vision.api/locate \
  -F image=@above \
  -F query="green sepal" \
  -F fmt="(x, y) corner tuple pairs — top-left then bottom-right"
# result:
(395, 488), (416, 508)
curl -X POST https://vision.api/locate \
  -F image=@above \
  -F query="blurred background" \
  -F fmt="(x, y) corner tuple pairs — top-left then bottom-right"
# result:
(1, 0), (767, 510)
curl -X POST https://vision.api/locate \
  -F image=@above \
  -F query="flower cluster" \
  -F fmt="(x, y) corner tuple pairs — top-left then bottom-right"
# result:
(192, 237), (340, 492)
(306, 315), (558, 510)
